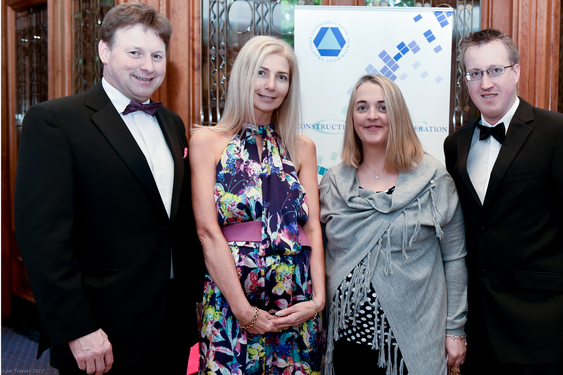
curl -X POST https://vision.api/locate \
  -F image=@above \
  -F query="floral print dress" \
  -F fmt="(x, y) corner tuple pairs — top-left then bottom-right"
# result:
(199, 124), (324, 375)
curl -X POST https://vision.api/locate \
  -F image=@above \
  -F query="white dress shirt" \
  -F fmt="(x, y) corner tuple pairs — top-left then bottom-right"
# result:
(102, 78), (174, 217)
(467, 98), (520, 204)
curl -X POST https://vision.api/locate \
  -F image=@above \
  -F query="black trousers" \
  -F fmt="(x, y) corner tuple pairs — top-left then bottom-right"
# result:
(59, 279), (195, 375)
(333, 339), (407, 375)
(463, 356), (562, 375)
(462, 323), (562, 375)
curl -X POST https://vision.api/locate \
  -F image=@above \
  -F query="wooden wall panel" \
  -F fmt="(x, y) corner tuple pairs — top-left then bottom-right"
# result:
(166, 0), (201, 137)
(188, 0), (202, 133)
(166, 1), (189, 130)
(49, 0), (72, 100)
(547, 0), (560, 110)
(481, 0), (560, 111)
(2, 0), (13, 319)
(6, 5), (16, 232)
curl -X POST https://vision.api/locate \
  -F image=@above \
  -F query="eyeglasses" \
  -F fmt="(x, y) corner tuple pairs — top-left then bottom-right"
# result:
(465, 65), (516, 82)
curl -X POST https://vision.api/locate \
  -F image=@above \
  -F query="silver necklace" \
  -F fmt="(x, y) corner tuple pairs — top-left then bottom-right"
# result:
(364, 163), (385, 179)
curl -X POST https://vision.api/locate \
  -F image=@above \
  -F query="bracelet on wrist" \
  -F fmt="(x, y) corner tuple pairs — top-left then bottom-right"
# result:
(311, 298), (319, 320)
(239, 306), (259, 330)
(445, 334), (466, 340)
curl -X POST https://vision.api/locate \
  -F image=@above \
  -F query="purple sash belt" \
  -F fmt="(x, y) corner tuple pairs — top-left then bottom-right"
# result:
(221, 220), (311, 247)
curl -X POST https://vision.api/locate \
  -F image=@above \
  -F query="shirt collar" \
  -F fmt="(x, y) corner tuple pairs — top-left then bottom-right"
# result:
(102, 78), (150, 114)
(480, 97), (520, 132)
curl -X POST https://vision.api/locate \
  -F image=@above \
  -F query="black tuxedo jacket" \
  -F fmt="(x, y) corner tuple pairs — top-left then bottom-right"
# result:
(14, 82), (204, 369)
(444, 98), (563, 364)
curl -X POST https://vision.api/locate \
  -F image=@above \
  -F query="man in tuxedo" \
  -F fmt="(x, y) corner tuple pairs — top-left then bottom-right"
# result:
(444, 29), (563, 374)
(14, 3), (203, 374)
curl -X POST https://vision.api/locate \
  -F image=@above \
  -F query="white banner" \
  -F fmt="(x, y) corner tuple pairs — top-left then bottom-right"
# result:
(294, 6), (454, 177)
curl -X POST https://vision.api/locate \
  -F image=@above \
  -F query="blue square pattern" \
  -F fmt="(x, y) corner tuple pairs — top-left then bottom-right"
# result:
(394, 42), (411, 61)
(434, 11), (453, 28)
(375, 49), (403, 82)
(434, 45), (443, 53)
(384, 70), (397, 81)
(409, 41), (421, 54)
(413, 14), (423, 22)
(413, 61), (421, 69)
(379, 51), (392, 64)
(424, 29), (436, 43)
(379, 50), (401, 71)
(365, 64), (380, 75)
(421, 71), (429, 79)
(399, 73), (408, 81)
(318, 166), (328, 176)
(435, 76), (443, 84)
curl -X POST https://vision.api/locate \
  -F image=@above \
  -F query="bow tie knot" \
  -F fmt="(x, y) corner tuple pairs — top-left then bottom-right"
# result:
(477, 122), (506, 144)
(123, 100), (162, 116)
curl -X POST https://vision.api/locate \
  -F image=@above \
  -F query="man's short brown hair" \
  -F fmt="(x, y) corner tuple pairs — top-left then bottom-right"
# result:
(459, 29), (519, 72)
(100, 3), (172, 51)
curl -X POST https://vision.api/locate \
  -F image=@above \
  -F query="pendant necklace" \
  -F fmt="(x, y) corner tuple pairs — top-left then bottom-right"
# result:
(365, 163), (385, 180)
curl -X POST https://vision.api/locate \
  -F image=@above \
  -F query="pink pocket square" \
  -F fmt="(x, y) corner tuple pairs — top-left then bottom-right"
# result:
(183, 147), (188, 159)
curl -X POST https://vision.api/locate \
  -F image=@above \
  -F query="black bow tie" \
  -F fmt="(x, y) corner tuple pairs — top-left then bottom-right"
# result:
(477, 122), (506, 144)
(123, 100), (162, 116)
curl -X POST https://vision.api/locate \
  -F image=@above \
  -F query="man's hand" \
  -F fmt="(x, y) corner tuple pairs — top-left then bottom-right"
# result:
(68, 329), (114, 375)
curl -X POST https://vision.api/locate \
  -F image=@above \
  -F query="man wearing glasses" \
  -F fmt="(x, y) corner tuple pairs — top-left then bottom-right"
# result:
(444, 29), (563, 375)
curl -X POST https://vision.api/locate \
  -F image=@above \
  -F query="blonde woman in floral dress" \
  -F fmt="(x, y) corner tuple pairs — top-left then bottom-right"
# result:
(190, 36), (325, 375)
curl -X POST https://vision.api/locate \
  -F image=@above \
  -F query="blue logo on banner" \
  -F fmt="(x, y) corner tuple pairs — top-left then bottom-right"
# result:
(314, 27), (346, 57)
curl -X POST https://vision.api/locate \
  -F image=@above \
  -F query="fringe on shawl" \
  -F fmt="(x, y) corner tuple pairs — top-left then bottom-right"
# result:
(429, 187), (444, 240)
(325, 184), (443, 375)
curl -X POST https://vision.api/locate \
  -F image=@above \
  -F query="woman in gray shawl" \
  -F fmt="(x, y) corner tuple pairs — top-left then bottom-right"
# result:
(320, 74), (467, 374)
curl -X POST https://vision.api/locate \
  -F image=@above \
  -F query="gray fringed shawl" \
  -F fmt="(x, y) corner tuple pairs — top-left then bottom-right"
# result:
(319, 154), (468, 375)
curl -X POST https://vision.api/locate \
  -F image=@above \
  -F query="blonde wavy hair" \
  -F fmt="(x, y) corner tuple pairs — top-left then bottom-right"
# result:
(204, 35), (302, 164)
(341, 74), (423, 172)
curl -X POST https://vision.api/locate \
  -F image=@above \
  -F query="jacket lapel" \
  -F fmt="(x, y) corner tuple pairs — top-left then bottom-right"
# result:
(483, 99), (534, 209)
(456, 119), (482, 207)
(86, 82), (169, 219)
(155, 109), (184, 220)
